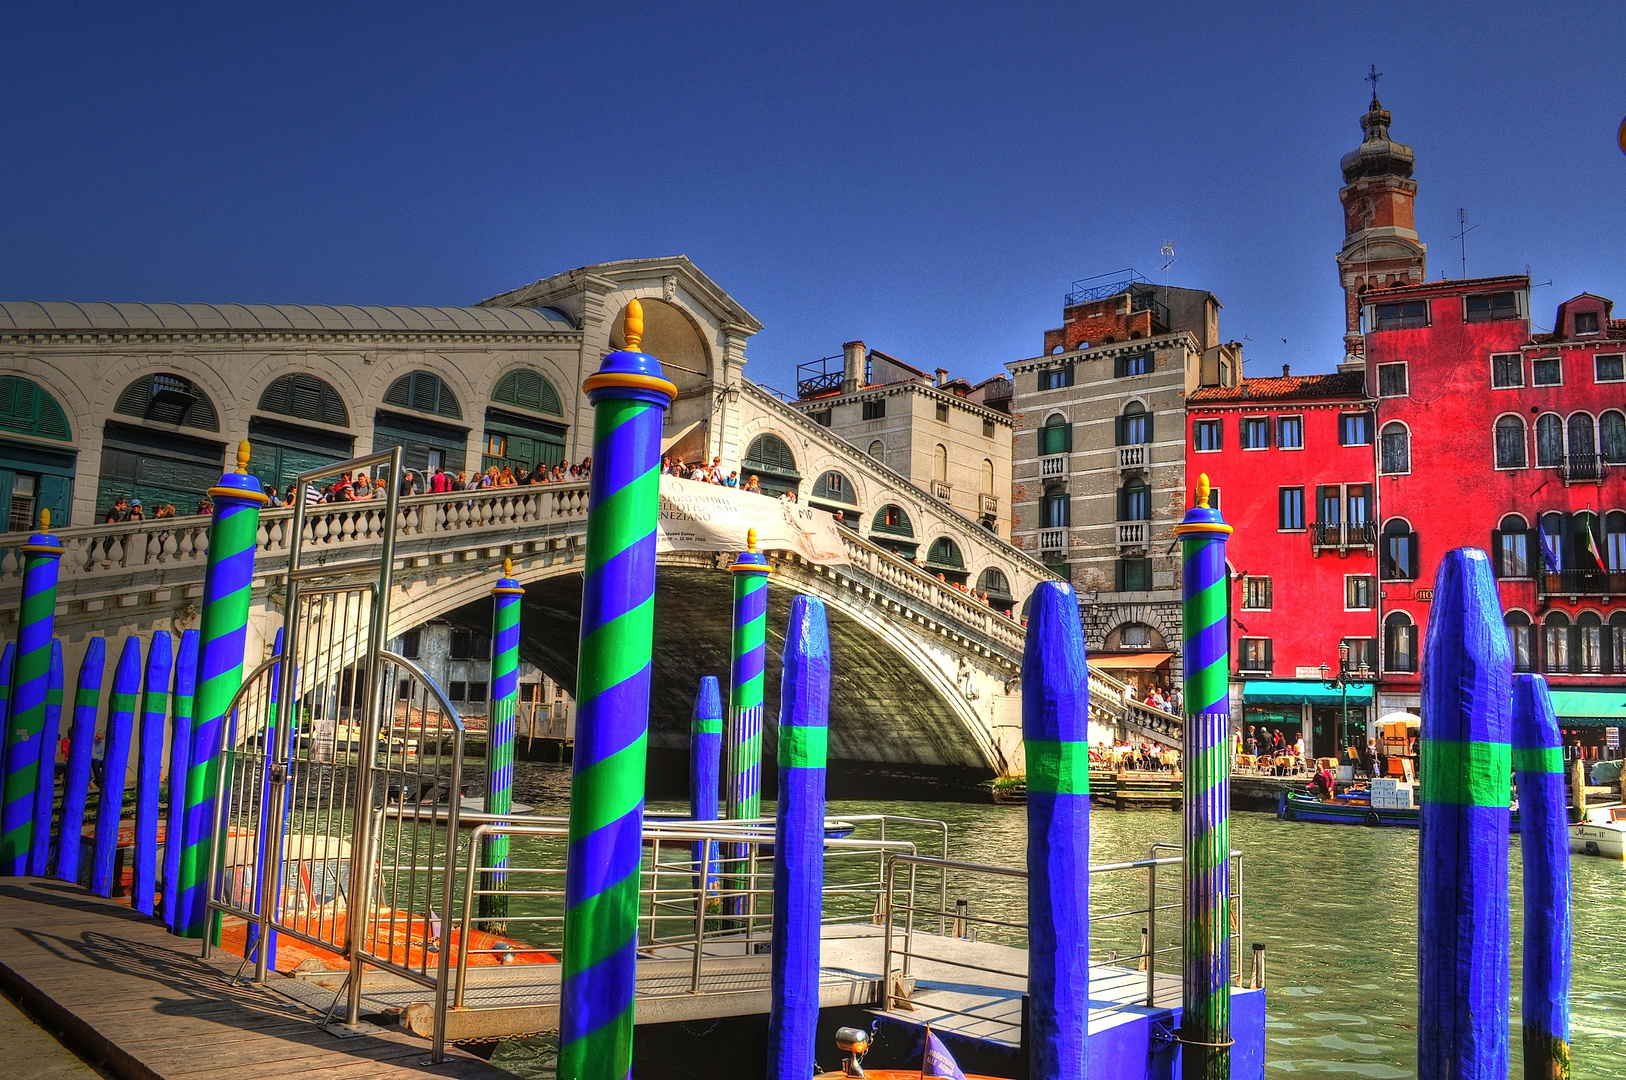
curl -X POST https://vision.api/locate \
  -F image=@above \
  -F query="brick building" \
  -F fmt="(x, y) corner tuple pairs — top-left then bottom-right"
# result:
(1186, 369), (1379, 754)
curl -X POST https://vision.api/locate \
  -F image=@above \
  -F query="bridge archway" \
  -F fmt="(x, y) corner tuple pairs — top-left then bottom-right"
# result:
(610, 298), (714, 390)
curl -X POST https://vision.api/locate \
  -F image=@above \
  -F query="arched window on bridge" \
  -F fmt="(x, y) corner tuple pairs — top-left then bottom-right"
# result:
(811, 470), (858, 526)
(743, 433), (801, 498)
(977, 567), (1014, 615)
(485, 368), (568, 478)
(376, 370), (468, 479)
(250, 373), (356, 496)
(101, 372), (225, 520)
(870, 503), (916, 560)
(0, 375), (75, 529)
(925, 537), (967, 585)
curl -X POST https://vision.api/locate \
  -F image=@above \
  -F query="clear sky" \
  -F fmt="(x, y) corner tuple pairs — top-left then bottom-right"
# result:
(3, 2), (1622, 389)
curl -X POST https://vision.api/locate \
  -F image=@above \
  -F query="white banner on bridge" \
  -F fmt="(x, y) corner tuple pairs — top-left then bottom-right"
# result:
(656, 476), (849, 565)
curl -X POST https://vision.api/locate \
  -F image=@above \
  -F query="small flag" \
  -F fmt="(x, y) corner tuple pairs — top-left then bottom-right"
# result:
(922, 1028), (967, 1080)
(1538, 517), (1561, 573)
(1576, 510), (1606, 570)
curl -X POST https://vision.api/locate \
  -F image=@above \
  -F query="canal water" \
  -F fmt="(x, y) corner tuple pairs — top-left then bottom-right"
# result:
(488, 764), (1626, 1080)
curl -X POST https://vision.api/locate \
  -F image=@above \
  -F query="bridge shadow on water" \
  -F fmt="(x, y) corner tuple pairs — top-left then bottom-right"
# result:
(440, 564), (998, 801)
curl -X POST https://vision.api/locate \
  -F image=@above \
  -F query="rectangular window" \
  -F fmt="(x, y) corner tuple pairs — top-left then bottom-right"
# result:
(1039, 420), (1072, 456)
(1243, 576), (1273, 610)
(1346, 484), (1372, 526)
(1276, 415), (1303, 449)
(1382, 530), (1415, 581)
(449, 629), (492, 661)
(1207, 486), (1220, 514)
(811, 410), (832, 427)
(468, 681), (489, 703)
(1465, 292), (1518, 323)
(1345, 575), (1375, 610)
(1317, 486), (1342, 525)
(1278, 487), (1305, 531)
(1339, 412), (1373, 446)
(1374, 300), (1428, 330)
(982, 419), (995, 438)
(1346, 637), (1377, 673)
(862, 399), (887, 420)
(1595, 354), (1625, 383)
(1192, 418), (1222, 452)
(485, 434), (506, 456)
(400, 630), (422, 660)
(1496, 530), (1529, 578)
(1575, 311), (1600, 335)
(1240, 416), (1270, 450)
(1114, 352), (1153, 378)
(449, 680), (467, 701)
(1116, 557), (1151, 592)
(1531, 357), (1562, 387)
(1509, 622), (1534, 673)
(1376, 362), (1409, 397)
(1038, 365), (1075, 390)
(1491, 352), (1523, 388)
(935, 402), (949, 422)
(1239, 638), (1273, 673)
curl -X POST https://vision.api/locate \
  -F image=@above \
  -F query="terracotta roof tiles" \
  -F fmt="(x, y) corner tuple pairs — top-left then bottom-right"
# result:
(1187, 371), (1367, 404)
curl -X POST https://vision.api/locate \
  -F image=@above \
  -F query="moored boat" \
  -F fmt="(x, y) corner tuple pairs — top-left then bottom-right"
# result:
(1278, 789), (1524, 831)
(1571, 804), (1626, 859)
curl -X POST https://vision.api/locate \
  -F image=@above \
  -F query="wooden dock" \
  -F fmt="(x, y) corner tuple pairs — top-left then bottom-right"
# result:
(0, 877), (511, 1080)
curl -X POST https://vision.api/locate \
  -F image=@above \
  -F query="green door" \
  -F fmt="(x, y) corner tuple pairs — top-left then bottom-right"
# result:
(246, 418), (354, 495)
(95, 422), (225, 518)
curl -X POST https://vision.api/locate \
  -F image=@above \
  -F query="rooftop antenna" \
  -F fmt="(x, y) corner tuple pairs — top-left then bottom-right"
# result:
(1449, 208), (1479, 279)
(1160, 242), (1176, 289)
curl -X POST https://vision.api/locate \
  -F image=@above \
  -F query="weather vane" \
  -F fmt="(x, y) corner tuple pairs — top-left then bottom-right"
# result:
(1366, 63), (1382, 100)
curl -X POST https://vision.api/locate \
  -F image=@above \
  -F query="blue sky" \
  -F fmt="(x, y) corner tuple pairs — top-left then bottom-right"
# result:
(3, 2), (1622, 389)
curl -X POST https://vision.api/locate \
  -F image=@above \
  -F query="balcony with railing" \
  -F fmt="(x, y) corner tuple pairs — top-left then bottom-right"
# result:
(1118, 445), (1146, 469)
(1117, 522), (1148, 549)
(1038, 528), (1068, 553)
(1310, 521), (1378, 555)
(931, 480), (952, 501)
(1538, 568), (1626, 597)
(979, 492), (999, 515)
(1039, 454), (1068, 479)
(1559, 453), (1610, 484)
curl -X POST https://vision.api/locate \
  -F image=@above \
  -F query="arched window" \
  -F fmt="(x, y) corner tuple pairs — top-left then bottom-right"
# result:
(871, 504), (913, 537)
(811, 471), (857, 505)
(1040, 413), (1071, 456)
(1606, 511), (1626, 572)
(1041, 484), (1070, 528)
(933, 443), (948, 483)
(1600, 410), (1626, 464)
(383, 371), (462, 420)
(980, 459), (994, 494)
(491, 369), (564, 416)
(1505, 612), (1534, 673)
(1116, 402), (1151, 446)
(0, 376), (72, 441)
(1494, 415), (1527, 469)
(1543, 611), (1572, 673)
(1384, 611), (1417, 673)
(977, 567), (1011, 598)
(1381, 519), (1417, 581)
(1379, 421), (1410, 475)
(1611, 613), (1626, 675)
(926, 537), (965, 573)
(114, 372), (219, 430)
(257, 373), (349, 427)
(1568, 412), (1597, 459)
(1118, 479), (1151, 521)
(1493, 513), (1530, 578)
(1577, 611), (1605, 673)
(1535, 413), (1564, 467)
(868, 439), (885, 460)
(1540, 511), (1565, 571)
(742, 433), (801, 497)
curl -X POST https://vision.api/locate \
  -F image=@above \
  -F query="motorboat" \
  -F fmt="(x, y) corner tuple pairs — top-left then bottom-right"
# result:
(1571, 804), (1626, 860)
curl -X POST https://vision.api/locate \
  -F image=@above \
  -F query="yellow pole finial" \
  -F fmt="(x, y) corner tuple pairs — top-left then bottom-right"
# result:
(39, 508), (50, 530)
(746, 527), (758, 553)
(623, 299), (645, 352)
(236, 439), (252, 474)
(504, 556), (514, 577)
(1195, 473), (1211, 509)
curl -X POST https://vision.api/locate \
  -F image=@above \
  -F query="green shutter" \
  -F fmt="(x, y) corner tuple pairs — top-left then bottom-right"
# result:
(492, 370), (563, 416)
(257, 373), (350, 427)
(0, 376), (72, 442)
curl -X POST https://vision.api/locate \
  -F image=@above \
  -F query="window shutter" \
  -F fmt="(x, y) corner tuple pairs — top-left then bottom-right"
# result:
(38, 474), (72, 527)
(1063, 423), (1073, 453)
(1409, 532), (1421, 581)
(1114, 415), (1126, 446)
(1144, 414), (1154, 444)
(1490, 530), (1504, 577)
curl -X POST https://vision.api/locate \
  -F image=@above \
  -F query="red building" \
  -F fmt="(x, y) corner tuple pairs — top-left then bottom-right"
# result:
(1187, 369), (1378, 756)
(1365, 278), (1626, 752)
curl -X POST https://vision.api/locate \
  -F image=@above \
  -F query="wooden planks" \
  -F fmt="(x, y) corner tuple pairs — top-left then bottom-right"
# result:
(0, 878), (511, 1080)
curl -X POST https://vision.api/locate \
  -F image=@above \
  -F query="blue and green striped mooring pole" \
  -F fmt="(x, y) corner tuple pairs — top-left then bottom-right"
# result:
(1512, 672), (1570, 1080)
(92, 637), (144, 898)
(689, 675), (723, 892)
(724, 527), (770, 916)
(1, 509), (65, 874)
(558, 298), (675, 1080)
(1173, 473), (1233, 1080)
(132, 632), (173, 915)
(27, 641), (64, 877)
(482, 558), (524, 928)
(56, 637), (105, 885)
(163, 630), (200, 929)
(176, 440), (269, 938)
(1022, 581), (1091, 1080)
(1418, 547), (1510, 1080)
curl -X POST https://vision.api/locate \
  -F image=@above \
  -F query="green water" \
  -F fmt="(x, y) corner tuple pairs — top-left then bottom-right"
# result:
(489, 765), (1626, 1079)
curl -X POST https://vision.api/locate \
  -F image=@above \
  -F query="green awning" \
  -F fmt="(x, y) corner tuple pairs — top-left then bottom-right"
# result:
(1547, 690), (1626, 726)
(1242, 679), (1374, 707)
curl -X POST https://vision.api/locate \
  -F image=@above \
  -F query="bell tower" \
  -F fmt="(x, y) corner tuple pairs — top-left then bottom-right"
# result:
(1336, 69), (1426, 357)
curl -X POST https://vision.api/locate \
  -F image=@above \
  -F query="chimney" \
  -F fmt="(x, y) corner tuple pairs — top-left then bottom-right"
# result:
(935, 367), (949, 387)
(1282, 364), (1291, 377)
(843, 341), (865, 392)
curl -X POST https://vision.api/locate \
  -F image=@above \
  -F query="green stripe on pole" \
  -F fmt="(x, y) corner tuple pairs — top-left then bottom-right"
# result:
(1421, 740), (1512, 807)
(777, 725), (827, 770)
(693, 719), (723, 735)
(1511, 746), (1563, 776)
(1024, 739), (1090, 795)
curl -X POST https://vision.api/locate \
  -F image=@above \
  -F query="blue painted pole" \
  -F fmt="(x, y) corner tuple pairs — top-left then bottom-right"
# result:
(163, 630), (199, 929)
(92, 637), (144, 898)
(56, 638), (104, 885)
(1512, 673), (1570, 1079)
(246, 627), (284, 963)
(766, 597), (830, 1080)
(132, 632), (173, 916)
(1418, 547), (1511, 1080)
(27, 641), (64, 876)
(1, 512), (65, 872)
(1022, 581), (1091, 1080)
(689, 675), (722, 892)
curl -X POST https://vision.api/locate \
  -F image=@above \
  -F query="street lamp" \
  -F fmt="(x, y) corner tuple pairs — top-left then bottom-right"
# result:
(1320, 640), (1373, 776)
